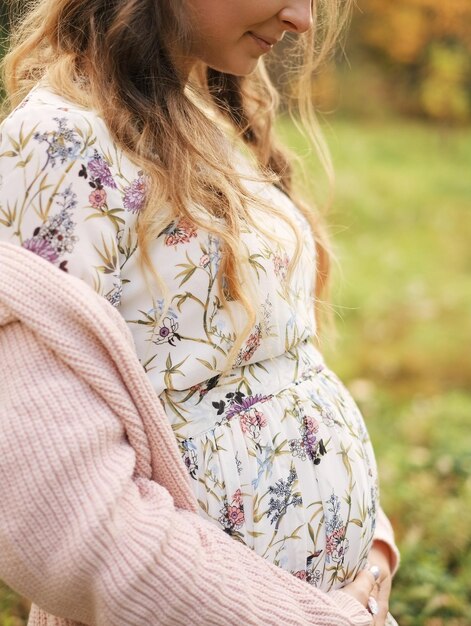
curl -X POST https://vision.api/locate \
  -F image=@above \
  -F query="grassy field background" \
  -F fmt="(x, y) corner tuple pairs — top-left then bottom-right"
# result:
(280, 116), (471, 625)
(1, 117), (470, 625)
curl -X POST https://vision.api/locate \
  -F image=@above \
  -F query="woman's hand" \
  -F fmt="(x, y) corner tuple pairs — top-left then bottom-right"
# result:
(366, 540), (394, 625)
(341, 566), (379, 617)
(341, 540), (393, 624)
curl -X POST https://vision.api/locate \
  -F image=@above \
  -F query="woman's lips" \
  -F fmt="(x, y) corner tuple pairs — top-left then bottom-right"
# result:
(247, 32), (276, 52)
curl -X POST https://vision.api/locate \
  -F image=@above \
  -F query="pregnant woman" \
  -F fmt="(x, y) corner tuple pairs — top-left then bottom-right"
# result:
(0, 0), (399, 624)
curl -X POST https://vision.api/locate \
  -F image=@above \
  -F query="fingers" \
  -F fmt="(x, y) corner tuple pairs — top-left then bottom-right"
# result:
(365, 564), (392, 626)
(368, 572), (380, 616)
(351, 567), (381, 606)
(374, 573), (392, 625)
(367, 596), (379, 622)
(363, 565), (381, 622)
(340, 563), (386, 612)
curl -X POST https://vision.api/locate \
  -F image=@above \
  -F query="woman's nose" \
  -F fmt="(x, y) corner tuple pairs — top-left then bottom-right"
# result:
(278, 1), (313, 34)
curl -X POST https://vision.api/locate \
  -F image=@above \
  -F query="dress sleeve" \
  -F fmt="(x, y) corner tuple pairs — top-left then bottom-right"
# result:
(0, 107), (122, 305)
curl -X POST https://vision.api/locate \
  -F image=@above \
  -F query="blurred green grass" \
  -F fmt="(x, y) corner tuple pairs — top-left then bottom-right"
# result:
(280, 117), (471, 625)
(1, 117), (471, 625)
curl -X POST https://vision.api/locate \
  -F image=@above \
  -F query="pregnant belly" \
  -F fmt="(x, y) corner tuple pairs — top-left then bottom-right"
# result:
(161, 342), (379, 592)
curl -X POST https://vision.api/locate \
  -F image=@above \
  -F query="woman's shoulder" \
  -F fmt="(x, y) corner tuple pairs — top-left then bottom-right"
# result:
(0, 83), (133, 180)
(0, 82), (146, 222)
(0, 84), (143, 305)
(2, 83), (110, 141)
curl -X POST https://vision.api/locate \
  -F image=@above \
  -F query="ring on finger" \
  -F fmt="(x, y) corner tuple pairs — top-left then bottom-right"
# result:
(369, 565), (381, 581)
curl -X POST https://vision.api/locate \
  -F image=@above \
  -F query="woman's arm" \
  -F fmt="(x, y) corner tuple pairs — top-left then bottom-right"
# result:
(0, 95), (377, 626)
(0, 317), (373, 626)
(373, 507), (400, 577)
(363, 511), (400, 626)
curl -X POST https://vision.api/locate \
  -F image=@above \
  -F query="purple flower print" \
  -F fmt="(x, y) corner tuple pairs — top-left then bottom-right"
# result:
(210, 389), (256, 423)
(219, 393), (269, 442)
(87, 152), (117, 188)
(225, 394), (268, 420)
(153, 316), (182, 347)
(123, 172), (149, 214)
(21, 184), (78, 269)
(22, 238), (59, 263)
(289, 415), (326, 465)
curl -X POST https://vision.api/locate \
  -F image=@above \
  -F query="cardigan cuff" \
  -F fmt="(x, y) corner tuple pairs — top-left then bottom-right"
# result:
(328, 590), (373, 626)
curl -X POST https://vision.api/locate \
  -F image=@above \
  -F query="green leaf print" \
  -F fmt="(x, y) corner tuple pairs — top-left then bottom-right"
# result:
(7, 135), (21, 153)
(350, 519), (363, 528)
(94, 233), (119, 274)
(196, 356), (218, 371)
(0, 204), (16, 228)
(85, 208), (125, 230)
(162, 354), (188, 389)
(175, 252), (198, 287)
(19, 123), (40, 149)
(247, 530), (265, 538)
(15, 151), (33, 169)
(248, 253), (266, 279)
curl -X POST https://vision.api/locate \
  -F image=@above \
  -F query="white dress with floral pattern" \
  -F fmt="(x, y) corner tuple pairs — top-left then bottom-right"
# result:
(0, 85), (380, 592)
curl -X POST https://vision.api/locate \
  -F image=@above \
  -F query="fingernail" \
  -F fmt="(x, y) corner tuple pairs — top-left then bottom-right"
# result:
(367, 596), (379, 615)
(369, 565), (381, 581)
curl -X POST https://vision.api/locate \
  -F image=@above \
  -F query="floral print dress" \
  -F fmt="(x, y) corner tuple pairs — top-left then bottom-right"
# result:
(0, 85), (380, 593)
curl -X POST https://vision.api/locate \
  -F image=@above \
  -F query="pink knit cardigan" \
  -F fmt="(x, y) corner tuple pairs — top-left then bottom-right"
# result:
(0, 242), (396, 626)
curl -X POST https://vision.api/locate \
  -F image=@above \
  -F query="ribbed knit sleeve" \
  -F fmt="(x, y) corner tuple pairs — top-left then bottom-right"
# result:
(0, 317), (373, 626)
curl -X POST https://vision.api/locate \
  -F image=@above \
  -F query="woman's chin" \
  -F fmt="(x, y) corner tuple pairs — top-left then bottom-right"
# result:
(207, 57), (261, 77)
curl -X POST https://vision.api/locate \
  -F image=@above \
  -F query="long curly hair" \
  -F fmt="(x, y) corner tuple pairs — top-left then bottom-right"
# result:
(2, 0), (352, 358)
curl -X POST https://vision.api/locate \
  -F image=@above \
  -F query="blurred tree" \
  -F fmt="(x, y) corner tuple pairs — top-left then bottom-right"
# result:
(352, 0), (471, 122)
(0, 0), (8, 45)
(0, 0), (9, 98)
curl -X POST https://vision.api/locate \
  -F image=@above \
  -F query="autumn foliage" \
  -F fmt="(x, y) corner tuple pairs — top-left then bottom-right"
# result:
(350, 0), (471, 122)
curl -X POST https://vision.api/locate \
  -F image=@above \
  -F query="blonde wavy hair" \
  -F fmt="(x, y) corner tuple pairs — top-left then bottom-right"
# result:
(2, 0), (352, 361)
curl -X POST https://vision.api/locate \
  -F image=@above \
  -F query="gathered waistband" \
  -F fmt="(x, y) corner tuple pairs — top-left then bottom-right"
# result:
(161, 340), (326, 440)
